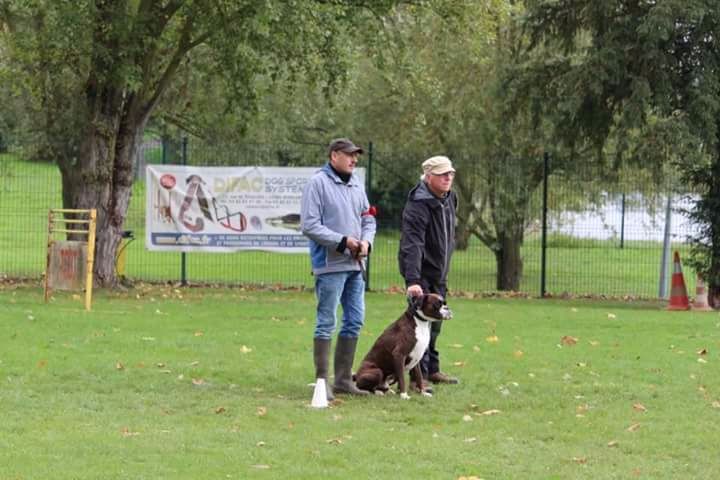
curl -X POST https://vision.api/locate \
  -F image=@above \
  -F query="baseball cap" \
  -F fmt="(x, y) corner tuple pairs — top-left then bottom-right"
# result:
(328, 138), (364, 155)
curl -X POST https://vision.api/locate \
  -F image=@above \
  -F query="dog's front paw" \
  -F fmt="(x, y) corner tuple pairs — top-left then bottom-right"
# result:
(421, 390), (433, 397)
(400, 392), (410, 400)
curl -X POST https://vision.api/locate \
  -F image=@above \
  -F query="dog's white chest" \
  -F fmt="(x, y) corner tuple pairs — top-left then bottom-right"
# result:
(406, 318), (430, 371)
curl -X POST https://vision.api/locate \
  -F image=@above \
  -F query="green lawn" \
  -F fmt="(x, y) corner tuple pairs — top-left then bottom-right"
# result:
(1, 285), (719, 479)
(0, 155), (695, 297)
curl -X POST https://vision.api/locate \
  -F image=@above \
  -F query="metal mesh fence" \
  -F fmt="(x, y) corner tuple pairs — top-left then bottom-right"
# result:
(0, 141), (698, 297)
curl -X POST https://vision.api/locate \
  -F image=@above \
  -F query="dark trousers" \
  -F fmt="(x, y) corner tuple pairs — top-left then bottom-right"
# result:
(419, 283), (446, 377)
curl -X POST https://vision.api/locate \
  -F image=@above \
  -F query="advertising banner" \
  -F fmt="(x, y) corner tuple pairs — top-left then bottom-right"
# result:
(146, 165), (364, 252)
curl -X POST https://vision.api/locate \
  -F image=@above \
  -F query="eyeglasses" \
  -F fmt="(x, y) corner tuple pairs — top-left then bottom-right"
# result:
(432, 172), (455, 178)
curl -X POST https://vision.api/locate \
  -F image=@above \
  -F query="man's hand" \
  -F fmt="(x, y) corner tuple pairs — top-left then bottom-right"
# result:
(406, 284), (423, 297)
(345, 236), (361, 257)
(346, 237), (369, 258)
(357, 240), (369, 258)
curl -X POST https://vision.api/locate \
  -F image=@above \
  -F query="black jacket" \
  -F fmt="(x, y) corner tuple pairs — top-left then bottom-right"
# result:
(398, 181), (457, 289)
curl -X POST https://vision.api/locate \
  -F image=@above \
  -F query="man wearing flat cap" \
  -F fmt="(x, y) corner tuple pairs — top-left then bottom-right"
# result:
(399, 155), (459, 392)
(301, 137), (376, 398)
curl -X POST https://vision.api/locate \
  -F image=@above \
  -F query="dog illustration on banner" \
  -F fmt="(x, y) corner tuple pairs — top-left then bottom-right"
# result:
(157, 173), (248, 233)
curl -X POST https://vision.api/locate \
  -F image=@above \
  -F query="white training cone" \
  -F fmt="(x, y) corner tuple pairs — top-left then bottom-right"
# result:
(311, 378), (329, 408)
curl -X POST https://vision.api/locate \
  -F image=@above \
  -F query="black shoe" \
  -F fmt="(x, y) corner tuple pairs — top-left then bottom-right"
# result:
(428, 372), (459, 384)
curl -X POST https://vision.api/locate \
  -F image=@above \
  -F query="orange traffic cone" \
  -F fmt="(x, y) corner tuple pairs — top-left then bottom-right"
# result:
(692, 274), (713, 311)
(667, 251), (690, 311)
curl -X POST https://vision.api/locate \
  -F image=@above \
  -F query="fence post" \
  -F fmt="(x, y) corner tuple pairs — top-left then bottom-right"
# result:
(540, 152), (549, 298)
(620, 192), (626, 249)
(658, 193), (672, 298)
(365, 141), (373, 291)
(181, 136), (188, 286)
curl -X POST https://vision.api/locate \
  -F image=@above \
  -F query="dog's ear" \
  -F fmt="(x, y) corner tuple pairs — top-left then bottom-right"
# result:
(411, 294), (425, 311)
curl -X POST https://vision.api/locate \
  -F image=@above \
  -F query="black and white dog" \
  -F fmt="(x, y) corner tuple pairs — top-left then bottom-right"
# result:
(354, 293), (452, 399)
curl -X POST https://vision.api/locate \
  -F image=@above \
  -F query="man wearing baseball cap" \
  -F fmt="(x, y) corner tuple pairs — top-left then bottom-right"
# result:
(398, 155), (459, 393)
(301, 137), (375, 399)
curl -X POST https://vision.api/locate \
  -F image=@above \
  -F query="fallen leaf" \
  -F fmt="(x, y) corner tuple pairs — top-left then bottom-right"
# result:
(572, 457), (588, 464)
(453, 361), (466, 367)
(627, 423), (641, 432)
(473, 345), (481, 352)
(215, 406), (226, 414)
(194, 331), (204, 337)
(480, 409), (501, 416)
(449, 344), (464, 348)
(251, 465), (270, 470)
(457, 476), (483, 480)
(156, 362), (166, 368)
(462, 415), (474, 422)
(513, 350), (524, 358)
(697, 348), (708, 355)
(589, 340), (600, 346)
(576, 404), (589, 414)
(571, 308), (579, 313)
(633, 403), (647, 412)
(486, 335), (499, 343)
(711, 401), (720, 409)
(37, 359), (47, 368)
(607, 440), (619, 447)
(464, 437), (477, 443)
(256, 406), (267, 416)
(121, 427), (139, 437)
(256, 441), (265, 447)
(240, 345), (252, 354)
(561, 336), (578, 346)
(327, 438), (343, 445)
(698, 358), (708, 364)
(607, 313), (617, 319)
(116, 361), (125, 370)
(191, 378), (205, 385)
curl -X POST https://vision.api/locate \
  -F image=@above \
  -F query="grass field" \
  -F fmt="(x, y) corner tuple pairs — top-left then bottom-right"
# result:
(1, 285), (719, 479)
(0, 154), (695, 297)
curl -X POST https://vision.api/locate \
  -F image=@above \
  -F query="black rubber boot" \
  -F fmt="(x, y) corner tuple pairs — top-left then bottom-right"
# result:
(333, 336), (369, 395)
(314, 338), (334, 401)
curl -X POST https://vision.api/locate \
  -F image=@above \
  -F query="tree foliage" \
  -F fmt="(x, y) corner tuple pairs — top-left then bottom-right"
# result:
(522, 0), (720, 300)
(0, 0), (404, 286)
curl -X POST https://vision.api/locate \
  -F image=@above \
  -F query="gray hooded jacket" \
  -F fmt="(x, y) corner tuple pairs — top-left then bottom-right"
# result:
(300, 163), (376, 275)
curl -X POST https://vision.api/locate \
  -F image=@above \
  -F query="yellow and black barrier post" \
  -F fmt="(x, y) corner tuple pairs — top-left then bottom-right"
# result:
(44, 209), (97, 311)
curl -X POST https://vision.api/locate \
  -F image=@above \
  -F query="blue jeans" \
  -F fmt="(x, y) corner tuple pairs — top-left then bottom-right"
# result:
(314, 271), (365, 339)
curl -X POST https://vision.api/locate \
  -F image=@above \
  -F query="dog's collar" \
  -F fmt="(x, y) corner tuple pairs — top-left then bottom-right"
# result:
(413, 311), (433, 323)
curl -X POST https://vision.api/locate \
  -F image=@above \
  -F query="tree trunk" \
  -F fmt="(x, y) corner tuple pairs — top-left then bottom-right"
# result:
(455, 223), (471, 250)
(494, 230), (523, 291)
(708, 149), (720, 308)
(58, 87), (145, 288)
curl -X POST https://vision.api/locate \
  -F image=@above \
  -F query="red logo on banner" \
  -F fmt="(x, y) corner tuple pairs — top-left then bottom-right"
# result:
(160, 174), (176, 189)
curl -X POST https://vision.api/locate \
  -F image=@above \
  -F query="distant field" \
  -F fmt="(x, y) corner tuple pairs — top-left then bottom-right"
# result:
(0, 155), (694, 297)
